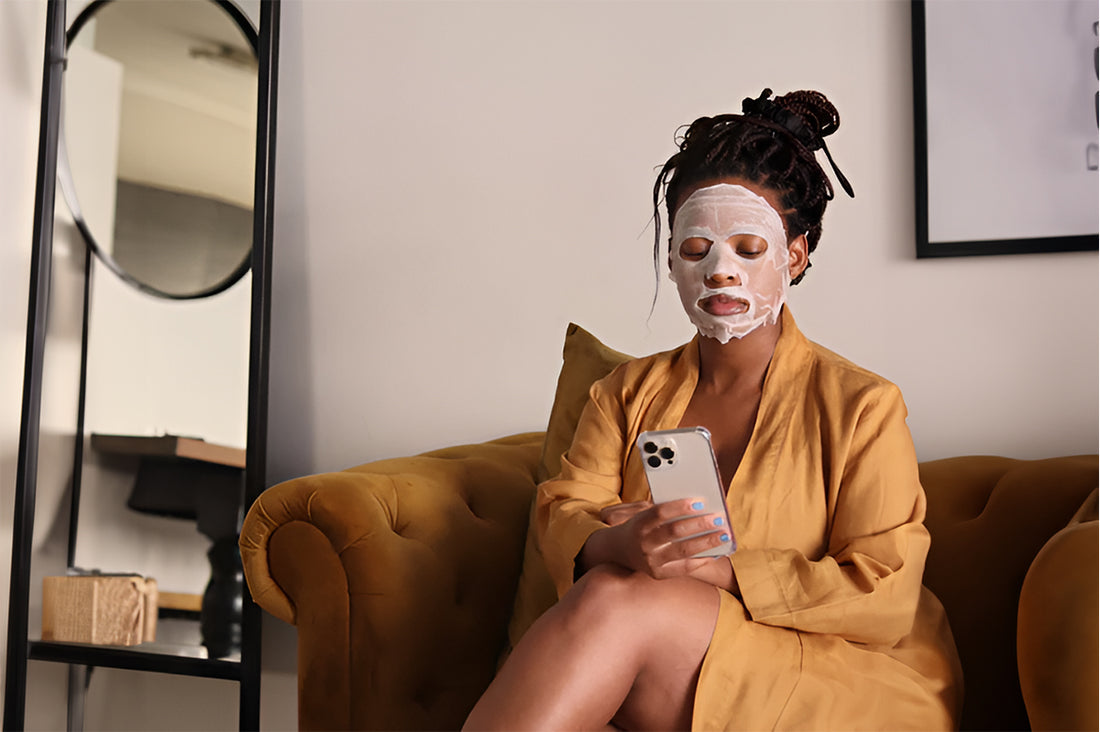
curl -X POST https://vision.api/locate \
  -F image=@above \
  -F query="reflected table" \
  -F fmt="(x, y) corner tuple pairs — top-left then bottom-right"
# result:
(90, 433), (245, 658)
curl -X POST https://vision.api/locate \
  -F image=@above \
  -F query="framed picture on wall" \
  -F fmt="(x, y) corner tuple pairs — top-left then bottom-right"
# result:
(912, 0), (1099, 258)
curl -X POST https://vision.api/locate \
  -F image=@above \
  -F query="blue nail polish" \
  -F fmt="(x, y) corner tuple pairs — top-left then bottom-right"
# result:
(691, 502), (704, 510)
(713, 517), (724, 526)
(720, 534), (730, 542)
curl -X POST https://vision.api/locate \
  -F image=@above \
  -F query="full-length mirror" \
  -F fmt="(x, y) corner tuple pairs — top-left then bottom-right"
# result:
(6, 0), (278, 726)
(61, 0), (259, 298)
(58, 0), (256, 662)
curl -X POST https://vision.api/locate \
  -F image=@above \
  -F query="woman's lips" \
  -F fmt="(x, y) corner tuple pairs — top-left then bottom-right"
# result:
(698, 294), (749, 316)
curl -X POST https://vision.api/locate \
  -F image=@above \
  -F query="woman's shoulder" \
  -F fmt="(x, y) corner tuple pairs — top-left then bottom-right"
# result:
(779, 309), (901, 403)
(585, 342), (697, 419)
(800, 337), (904, 406)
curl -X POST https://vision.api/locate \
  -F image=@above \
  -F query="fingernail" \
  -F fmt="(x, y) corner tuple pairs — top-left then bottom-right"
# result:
(713, 517), (724, 526)
(720, 534), (730, 542)
(691, 502), (704, 510)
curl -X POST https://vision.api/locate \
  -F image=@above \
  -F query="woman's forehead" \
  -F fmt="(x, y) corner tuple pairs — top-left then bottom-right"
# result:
(679, 183), (772, 212)
(674, 176), (785, 215)
(673, 183), (786, 243)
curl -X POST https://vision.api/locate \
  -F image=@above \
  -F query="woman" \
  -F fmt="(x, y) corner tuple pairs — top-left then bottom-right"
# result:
(464, 89), (963, 731)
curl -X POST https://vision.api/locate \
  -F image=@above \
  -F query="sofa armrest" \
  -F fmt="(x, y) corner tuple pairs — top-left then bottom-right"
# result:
(240, 432), (543, 730)
(920, 454), (1098, 731)
(1017, 489), (1099, 731)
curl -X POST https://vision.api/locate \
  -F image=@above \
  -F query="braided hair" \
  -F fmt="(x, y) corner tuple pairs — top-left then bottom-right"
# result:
(652, 88), (853, 286)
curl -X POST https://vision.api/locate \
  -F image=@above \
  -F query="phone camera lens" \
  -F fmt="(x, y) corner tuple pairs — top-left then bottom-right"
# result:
(643, 441), (658, 454)
(659, 447), (675, 461)
(647, 455), (662, 468)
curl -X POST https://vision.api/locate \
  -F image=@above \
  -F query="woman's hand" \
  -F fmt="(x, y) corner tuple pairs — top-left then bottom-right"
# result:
(581, 499), (732, 580)
(600, 501), (653, 527)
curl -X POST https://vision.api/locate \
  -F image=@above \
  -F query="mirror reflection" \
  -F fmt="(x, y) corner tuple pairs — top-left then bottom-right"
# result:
(57, 0), (258, 661)
(62, 0), (258, 298)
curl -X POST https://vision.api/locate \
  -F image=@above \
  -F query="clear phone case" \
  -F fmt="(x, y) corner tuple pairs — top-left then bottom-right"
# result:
(636, 427), (734, 557)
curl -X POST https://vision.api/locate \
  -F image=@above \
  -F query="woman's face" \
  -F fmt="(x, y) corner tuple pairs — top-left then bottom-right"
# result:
(668, 178), (804, 343)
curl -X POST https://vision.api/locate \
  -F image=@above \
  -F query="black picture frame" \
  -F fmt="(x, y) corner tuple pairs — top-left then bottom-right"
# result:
(912, 0), (1099, 258)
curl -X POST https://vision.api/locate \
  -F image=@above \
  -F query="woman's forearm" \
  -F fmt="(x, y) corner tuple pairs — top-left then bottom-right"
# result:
(579, 526), (740, 598)
(689, 557), (741, 597)
(576, 526), (620, 573)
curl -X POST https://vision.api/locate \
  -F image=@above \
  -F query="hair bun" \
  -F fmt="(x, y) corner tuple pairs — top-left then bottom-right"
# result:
(740, 88), (839, 151)
(740, 88), (853, 198)
(774, 90), (840, 142)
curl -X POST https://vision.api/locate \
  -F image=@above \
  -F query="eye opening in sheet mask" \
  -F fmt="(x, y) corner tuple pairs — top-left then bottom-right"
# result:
(669, 184), (790, 343)
(680, 237), (713, 258)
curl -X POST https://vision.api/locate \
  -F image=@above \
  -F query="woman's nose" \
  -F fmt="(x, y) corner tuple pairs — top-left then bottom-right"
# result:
(706, 269), (741, 287)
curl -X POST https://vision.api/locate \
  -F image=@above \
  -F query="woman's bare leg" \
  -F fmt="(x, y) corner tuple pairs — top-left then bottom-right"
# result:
(463, 564), (720, 731)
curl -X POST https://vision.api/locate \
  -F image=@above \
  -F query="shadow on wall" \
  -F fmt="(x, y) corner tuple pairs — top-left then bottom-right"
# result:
(266, 0), (313, 487)
(16, 434), (73, 730)
(0, 1), (37, 98)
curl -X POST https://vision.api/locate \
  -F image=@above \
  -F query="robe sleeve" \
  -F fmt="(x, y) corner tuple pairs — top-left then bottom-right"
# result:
(535, 378), (628, 598)
(730, 383), (929, 646)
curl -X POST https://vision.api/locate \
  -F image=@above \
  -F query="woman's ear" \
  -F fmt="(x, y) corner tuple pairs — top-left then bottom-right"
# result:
(788, 234), (809, 281)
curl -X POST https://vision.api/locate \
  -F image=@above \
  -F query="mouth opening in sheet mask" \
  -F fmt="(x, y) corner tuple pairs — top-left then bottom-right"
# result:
(669, 184), (790, 343)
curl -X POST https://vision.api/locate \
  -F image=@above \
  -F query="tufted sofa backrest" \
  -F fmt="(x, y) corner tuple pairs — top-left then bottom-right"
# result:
(243, 434), (543, 730)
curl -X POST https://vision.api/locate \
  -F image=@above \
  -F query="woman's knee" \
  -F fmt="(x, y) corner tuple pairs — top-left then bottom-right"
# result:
(559, 564), (639, 623)
(546, 565), (657, 638)
(562, 565), (717, 632)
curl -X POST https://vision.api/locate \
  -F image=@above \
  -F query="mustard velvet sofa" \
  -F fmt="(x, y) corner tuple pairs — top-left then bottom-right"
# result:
(240, 325), (1099, 731)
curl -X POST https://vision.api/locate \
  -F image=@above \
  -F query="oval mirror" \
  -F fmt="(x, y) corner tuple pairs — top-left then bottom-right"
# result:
(60, 0), (258, 299)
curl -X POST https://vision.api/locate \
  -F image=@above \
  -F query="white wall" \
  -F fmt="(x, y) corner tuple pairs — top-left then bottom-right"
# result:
(5, 0), (1097, 728)
(268, 0), (1098, 488)
(1, 0), (43, 719)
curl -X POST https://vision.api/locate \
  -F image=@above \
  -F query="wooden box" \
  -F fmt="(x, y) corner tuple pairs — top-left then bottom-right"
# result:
(42, 575), (158, 646)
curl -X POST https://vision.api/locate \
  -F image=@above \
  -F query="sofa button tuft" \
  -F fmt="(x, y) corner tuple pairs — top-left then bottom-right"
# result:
(413, 684), (438, 709)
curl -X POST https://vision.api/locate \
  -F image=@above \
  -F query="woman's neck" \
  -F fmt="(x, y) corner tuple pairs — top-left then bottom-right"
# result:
(695, 318), (782, 395)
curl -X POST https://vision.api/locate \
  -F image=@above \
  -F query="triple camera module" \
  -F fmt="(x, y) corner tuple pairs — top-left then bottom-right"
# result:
(642, 440), (676, 468)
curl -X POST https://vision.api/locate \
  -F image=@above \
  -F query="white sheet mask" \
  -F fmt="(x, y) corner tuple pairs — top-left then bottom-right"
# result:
(669, 183), (790, 343)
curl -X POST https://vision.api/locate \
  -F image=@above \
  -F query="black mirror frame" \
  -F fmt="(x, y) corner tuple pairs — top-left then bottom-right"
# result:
(59, 0), (261, 300)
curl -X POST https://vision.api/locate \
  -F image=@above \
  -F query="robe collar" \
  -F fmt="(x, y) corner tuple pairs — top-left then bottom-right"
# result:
(673, 306), (813, 411)
(665, 306), (814, 487)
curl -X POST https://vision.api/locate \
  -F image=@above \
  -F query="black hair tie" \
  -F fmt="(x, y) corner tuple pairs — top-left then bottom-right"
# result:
(741, 89), (855, 198)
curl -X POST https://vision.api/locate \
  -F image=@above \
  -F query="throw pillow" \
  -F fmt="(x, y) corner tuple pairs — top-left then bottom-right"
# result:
(535, 323), (633, 483)
(507, 323), (632, 651)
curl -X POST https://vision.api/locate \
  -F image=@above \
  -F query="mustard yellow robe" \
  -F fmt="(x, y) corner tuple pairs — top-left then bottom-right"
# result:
(536, 309), (963, 731)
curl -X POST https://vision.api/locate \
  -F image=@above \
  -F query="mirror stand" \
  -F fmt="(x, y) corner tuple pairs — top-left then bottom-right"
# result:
(3, 1), (281, 729)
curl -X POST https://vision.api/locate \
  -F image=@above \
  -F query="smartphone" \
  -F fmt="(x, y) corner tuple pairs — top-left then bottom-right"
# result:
(635, 427), (734, 557)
